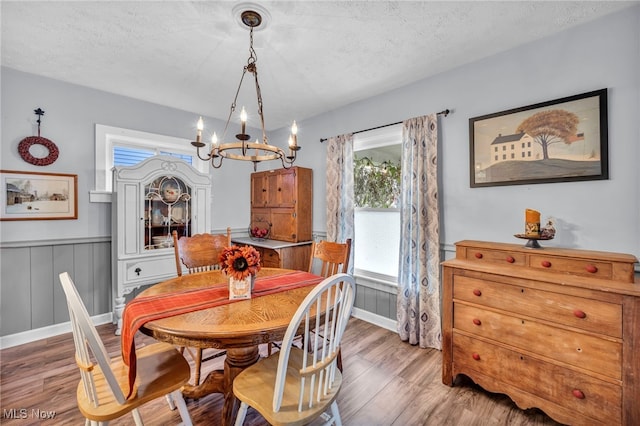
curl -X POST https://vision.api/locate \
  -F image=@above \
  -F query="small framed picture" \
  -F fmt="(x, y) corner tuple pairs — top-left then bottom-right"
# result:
(470, 89), (608, 187)
(1, 170), (78, 220)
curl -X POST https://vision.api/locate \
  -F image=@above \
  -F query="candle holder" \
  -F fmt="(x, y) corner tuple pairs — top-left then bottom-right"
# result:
(514, 233), (554, 249)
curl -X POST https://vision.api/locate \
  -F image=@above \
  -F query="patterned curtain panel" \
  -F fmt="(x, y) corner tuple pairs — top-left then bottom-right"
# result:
(325, 134), (355, 273)
(397, 114), (441, 349)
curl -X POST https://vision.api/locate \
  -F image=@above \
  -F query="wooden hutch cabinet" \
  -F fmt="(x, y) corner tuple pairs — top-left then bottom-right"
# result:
(111, 156), (211, 334)
(442, 240), (640, 425)
(238, 166), (312, 271)
(250, 167), (312, 243)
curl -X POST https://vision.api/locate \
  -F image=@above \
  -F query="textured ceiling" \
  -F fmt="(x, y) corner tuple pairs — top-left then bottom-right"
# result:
(2, 1), (637, 131)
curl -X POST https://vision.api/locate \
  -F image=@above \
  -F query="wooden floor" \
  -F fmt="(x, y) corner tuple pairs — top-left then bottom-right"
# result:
(0, 318), (563, 425)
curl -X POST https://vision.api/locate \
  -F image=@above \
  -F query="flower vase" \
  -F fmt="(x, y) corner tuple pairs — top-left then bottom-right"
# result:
(228, 274), (255, 300)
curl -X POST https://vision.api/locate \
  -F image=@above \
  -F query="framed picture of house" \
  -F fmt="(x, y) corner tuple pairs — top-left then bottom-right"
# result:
(1, 170), (78, 220)
(469, 89), (608, 187)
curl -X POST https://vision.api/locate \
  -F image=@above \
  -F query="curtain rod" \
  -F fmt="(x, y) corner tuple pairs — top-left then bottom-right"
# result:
(319, 109), (450, 143)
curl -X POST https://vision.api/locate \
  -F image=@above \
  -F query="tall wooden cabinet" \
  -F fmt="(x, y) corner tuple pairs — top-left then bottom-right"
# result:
(112, 156), (211, 334)
(442, 240), (639, 425)
(250, 167), (312, 243)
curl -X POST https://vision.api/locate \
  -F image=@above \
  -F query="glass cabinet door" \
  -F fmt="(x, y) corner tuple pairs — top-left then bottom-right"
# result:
(144, 176), (191, 250)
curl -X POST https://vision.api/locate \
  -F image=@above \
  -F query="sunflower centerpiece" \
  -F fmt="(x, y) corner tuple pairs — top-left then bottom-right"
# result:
(219, 245), (261, 299)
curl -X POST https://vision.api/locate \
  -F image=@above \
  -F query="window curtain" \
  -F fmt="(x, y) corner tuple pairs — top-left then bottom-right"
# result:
(325, 134), (355, 273)
(397, 114), (441, 349)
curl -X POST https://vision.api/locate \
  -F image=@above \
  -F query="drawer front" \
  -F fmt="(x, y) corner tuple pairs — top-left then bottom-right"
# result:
(259, 247), (281, 268)
(452, 332), (621, 425)
(124, 257), (176, 283)
(529, 254), (613, 279)
(454, 303), (621, 379)
(453, 275), (622, 338)
(463, 247), (526, 267)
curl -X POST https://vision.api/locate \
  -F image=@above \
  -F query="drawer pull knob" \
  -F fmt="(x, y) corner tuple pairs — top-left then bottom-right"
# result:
(472, 318), (482, 326)
(473, 289), (482, 297)
(474, 252), (483, 259)
(572, 389), (585, 399)
(573, 309), (587, 319)
(541, 260), (552, 268)
(506, 256), (515, 263)
(135, 267), (141, 276)
(585, 264), (598, 273)
(472, 353), (481, 361)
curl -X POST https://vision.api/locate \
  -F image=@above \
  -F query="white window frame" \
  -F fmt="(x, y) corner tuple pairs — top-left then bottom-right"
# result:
(353, 123), (402, 285)
(90, 124), (208, 202)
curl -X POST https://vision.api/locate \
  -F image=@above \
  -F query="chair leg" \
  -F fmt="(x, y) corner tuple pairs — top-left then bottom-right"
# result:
(330, 400), (342, 426)
(194, 348), (203, 385)
(170, 389), (193, 426)
(267, 342), (273, 355)
(337, 348), (343, 372)
(234, 401), (249, 426)
(166, 393), (177, 410)
(132, 408), (143, 425)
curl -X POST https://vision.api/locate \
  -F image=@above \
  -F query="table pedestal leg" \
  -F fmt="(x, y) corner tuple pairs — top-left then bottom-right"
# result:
(181, 345), (260, 425)
(222, 346), (260, 426)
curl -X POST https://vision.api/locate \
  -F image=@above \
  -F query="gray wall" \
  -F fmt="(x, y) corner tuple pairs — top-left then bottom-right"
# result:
(1, 7), (638, 338)
(273, 5), (640, 258)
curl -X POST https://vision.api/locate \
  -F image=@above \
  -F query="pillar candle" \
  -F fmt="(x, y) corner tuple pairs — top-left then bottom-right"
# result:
(525, 209), (541, 236)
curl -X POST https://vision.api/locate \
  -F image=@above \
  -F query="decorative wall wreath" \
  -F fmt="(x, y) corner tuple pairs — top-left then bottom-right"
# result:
(18, 108), (59, 166)
(18, 136), (59, 166)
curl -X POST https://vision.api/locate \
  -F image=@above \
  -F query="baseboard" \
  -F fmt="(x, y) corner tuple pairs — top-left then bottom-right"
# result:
(351, 307), (397, 332)
(0, 313), (113, 350)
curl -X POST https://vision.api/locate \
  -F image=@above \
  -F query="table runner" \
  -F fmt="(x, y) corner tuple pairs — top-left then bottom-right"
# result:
(121, 270), (324, 399)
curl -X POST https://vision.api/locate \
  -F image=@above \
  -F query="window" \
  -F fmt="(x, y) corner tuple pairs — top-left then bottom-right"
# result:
(92, 124), (207, 202)
(353, 124), (402, 283)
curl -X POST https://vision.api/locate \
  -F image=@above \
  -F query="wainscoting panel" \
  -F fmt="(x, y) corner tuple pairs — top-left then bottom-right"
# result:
(1, 247), (31, 335)
(354, 284), (397, 321)
(0, 238), (112, 337)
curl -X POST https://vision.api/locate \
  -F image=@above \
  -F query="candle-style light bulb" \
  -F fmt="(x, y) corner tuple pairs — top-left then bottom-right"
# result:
(211, 132), (218, 148)
(196, 116), (203, 143)
(290, 120), (298, 147)
(240, 107), (247, 135)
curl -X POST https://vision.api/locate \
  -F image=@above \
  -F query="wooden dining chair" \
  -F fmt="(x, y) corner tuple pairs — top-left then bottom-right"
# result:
(58, 272), (193, 426)
(172, 227), (231, 385)
(308, 238), (352, 277)
(233, 273), (356, 426)
(268, 238), (352, 358)
(172, 227), (231, 276)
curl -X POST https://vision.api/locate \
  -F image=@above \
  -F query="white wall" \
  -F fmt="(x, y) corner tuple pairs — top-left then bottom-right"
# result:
(2, 6), (639, 259)
(272, 5), (640, 258)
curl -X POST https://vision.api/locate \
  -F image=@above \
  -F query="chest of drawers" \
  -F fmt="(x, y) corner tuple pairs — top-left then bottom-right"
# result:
(442, 240), (639, 425)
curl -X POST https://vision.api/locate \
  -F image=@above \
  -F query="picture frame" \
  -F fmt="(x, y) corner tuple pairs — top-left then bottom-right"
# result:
(1, 170), (78, 220)
(469, 89), (608, 187)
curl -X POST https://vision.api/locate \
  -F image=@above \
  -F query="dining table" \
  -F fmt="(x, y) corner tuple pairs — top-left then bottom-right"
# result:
(126, 267), (325, 426)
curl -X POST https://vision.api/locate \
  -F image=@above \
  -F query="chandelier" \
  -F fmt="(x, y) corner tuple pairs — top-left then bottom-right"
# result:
(192, 9), (300, 171)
